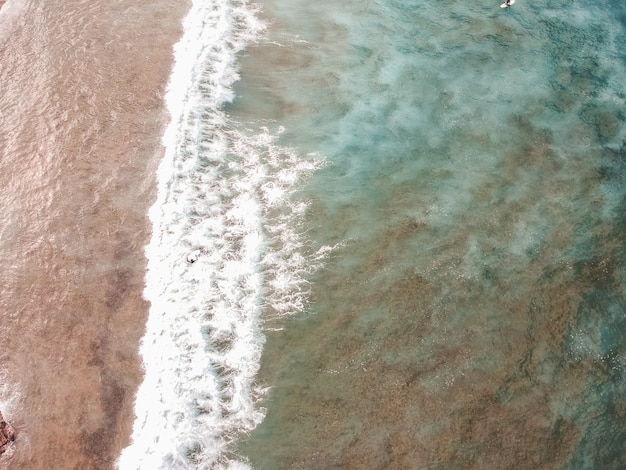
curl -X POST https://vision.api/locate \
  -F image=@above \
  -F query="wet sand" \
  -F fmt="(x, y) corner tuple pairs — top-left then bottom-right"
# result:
(0, 1), (188, 467)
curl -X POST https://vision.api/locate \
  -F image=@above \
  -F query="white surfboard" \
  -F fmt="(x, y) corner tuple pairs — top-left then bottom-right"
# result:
(500, 0), (515, 7)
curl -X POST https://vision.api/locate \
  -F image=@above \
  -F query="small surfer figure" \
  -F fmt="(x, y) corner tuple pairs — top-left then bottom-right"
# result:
(500, 0), (515, 7)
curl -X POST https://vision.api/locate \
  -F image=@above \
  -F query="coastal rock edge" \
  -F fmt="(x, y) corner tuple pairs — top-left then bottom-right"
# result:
(0, 411), (15, 454)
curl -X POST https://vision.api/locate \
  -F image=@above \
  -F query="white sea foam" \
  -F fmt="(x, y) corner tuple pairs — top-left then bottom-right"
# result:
(117, 1), (326, 469)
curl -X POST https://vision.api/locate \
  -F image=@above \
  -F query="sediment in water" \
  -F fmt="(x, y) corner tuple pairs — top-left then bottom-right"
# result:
(0, 1), (189, 467)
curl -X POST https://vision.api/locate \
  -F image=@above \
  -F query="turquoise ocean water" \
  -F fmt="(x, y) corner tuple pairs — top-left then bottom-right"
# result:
(229, 0), (626, 468)
(118, 0), (626, 468)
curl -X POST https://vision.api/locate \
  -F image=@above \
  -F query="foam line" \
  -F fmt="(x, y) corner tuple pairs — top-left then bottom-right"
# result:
(116, 1), (328, 468)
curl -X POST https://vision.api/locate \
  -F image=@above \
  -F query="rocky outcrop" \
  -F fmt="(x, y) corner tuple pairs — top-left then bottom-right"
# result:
(0, 411), (15, 454)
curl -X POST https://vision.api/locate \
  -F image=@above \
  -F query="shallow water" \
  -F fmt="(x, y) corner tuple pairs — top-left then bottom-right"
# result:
(0, 0), (187, 467)
(231, 0), (626, 468)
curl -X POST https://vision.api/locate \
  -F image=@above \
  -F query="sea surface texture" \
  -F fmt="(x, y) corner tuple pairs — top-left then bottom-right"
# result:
(0, 0), (624, 469)
(232, 0), (626, 469)
(0, 0), (188, 467)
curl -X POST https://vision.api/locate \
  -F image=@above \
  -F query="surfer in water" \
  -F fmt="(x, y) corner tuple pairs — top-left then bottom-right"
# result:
(501, 0), (515, 7)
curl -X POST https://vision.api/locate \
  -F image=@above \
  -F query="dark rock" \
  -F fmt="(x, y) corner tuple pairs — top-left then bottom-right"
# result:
(0, 411), (15, 454)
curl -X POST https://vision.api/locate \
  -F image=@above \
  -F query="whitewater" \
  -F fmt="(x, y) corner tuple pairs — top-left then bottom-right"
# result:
(117, 1), (327, 468)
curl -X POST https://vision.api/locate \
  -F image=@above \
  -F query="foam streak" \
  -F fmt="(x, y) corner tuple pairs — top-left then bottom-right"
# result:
(117, 0), (324, 468)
